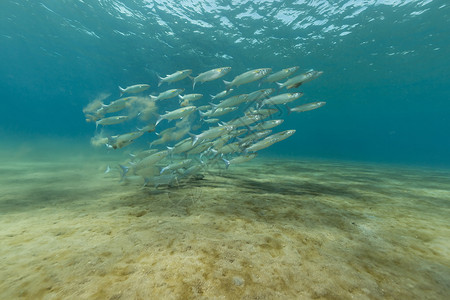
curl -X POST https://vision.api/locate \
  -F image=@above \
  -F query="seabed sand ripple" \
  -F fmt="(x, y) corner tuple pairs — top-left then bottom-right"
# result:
(0, 153), (449, 299)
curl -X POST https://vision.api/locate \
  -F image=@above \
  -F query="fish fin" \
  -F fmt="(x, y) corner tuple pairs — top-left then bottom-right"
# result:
(119, 86), (125, 96)
(223, 80), (231, 90)
(104, 165), (111, 174)
(188, 132), (199, 146)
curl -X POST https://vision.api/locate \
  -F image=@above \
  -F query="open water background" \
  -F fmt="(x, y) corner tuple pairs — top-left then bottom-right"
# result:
(1, 0), (449, 167)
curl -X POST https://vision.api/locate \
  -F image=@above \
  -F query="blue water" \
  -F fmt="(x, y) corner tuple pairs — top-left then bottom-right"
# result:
(1, 0), (449, 167)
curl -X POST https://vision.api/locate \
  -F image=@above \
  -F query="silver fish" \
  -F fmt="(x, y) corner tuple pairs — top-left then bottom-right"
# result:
(197, 105), (212, 111)
(238, 130), (272, 145)
(199, 107), (238, 118)
(178, 164), (203, 180)
(95, 115), (128, 128)
(246, 88), (275, 102)
(187, 141), (214, 155)
(156, 106), (196, 126)
(203, 118), (220, 124)
(261, 92), (303, 107)
(264, 130), (296, 144)
(145, 174), (179, 188)
(158, 69), (192, 86)
(212, 135), (234, 150)
(150, 88), (185, 101)
(192, 67), (231, 89)
(98, 96), (136, 114)
(135, 150), (169, 171)
(190, 125), (235, 145)
(160, 159), (193, 174)
(119, 84), (150, 96)
(169, 138), (196, 154)
(210, 89), (233, 100)
(277, 70), (323, 89)
(130, 149), (158, 160)
(250, 119), (284, 131)
(222, 153), (257, 168)
(289, 101), (326, 113)
(108, 131), (144, 149)
(263, 66), (299, 83)
(213, 94), (248, 110)
(245, 130), (296, 153)
(179, 93), (203, 102)
(227, 114), (262, 127)
(245, 108), (278, 118)
(245, 138), (277, 152)
(223, 68), (272, 89)
(138, 123), (156, 133)
(216, 142), (242, 154)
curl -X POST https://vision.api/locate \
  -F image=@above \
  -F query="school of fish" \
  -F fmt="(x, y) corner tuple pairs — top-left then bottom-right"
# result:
(83, 67), (325, 188)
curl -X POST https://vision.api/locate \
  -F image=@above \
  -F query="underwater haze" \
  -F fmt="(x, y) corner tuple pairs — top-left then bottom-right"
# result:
(1, 0), (449, 166)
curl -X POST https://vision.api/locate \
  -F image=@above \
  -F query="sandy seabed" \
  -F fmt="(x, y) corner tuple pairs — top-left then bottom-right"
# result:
(0, 150), (449, 299)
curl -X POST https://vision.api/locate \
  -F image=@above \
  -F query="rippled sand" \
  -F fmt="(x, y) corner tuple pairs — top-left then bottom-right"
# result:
(0, 147), (449, 299)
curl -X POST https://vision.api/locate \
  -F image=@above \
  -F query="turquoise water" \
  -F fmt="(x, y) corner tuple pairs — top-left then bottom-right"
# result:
(1, 0), (449, 166)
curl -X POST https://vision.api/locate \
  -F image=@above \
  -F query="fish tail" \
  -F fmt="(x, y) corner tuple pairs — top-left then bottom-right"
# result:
(198, 110), (205, 121)
(275, 82), (283, 91)
(188, 132), (199, 146)
(149, 95), (157, 101)
(221, 156), (231, 169)
(223, 80), (231, 90)
(119, 86), (125, 96)
(155, 115), (163, 126)
(285, 105), (292, 115)
(208, 102), (218, 112)
(104, 165), (111, 174)
(118, 164), (129, 182)
(157, 74), (163, 87)
(160, 166), (168, 175)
